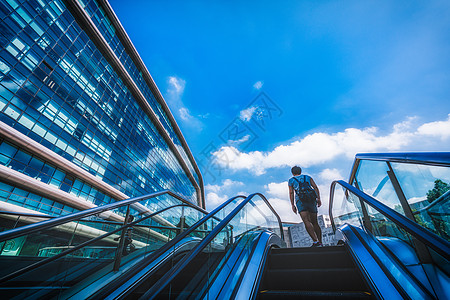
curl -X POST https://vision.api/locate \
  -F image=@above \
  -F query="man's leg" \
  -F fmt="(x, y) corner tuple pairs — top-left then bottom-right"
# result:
(310, 212), (322, 244)
(299, 211), (318, 242)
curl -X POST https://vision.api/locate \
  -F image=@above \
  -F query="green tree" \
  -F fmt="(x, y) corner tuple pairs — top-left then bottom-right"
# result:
(426, 179), (450, 203)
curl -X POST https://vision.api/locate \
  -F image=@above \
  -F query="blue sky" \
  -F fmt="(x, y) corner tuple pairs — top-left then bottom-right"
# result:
(109, 0), (450, 222)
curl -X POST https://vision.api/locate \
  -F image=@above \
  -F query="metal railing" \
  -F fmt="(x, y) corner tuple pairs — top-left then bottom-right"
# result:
(0, 190), (210, 287)
(329, 180), (450, 260)
(103, 194), (247, 299)
(143, 192), (284, 299)
(0, 203), (200, 284)
(0, 189), (204, 243)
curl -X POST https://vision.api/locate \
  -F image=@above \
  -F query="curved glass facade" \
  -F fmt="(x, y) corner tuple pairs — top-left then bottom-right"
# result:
(0, 0), (203, 215)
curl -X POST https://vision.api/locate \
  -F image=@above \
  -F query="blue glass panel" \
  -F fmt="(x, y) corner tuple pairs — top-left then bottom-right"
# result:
(0, 182), (13, 193)
(28, 157), (44, 172)
(60, 182), (70, 192)
(14, 150), (32, 165)
(0, 141), (17, 162)
(41, 163), (55, 176)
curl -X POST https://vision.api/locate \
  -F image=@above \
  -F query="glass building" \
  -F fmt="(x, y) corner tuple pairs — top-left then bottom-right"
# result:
(0, 0), (204, 219)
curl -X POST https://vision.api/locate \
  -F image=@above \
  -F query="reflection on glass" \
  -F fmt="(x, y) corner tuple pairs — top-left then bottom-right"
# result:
(355, 160), (406, 215)
(390, 163), (450, 209)
(157, 195), (281, 299)
(331, 186), (361, 229)
(414, 190), (450, 242)
(388, 163), (450, 241)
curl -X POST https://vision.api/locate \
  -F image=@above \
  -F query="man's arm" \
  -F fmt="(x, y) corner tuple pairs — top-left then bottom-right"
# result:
(310, 178), (322, 207)
(289, 185), (297, 214)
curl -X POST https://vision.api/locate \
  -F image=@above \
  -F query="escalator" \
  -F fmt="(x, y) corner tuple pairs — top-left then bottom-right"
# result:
(140, 192), (378, 300)
(0, 152), (448, 299)
(258, 246), (373, 299)
(131, 251), (224, 299)
(125, 192), (285, 300)
(0, 189), (232, 299)
(135, 152), (449, 300)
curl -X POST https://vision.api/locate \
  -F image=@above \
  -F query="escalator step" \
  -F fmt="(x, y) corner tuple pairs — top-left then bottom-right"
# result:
(270, 246), (346, 255)
(268, 251), (354, 270)
(259, 290), (373, 299)
(265, 268), (367, 291)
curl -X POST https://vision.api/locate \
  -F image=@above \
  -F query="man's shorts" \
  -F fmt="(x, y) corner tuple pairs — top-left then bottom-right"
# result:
(296, 200), (318, 213)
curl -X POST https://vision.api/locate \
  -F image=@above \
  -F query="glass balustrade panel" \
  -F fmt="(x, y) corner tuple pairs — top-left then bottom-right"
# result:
(354, 160), (407, 216)
(159, 195), (281, 299)
(390, 162), (450, 240)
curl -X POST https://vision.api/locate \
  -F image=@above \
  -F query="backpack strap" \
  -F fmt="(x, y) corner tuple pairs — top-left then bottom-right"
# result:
(292, 176), (306, 186)
(292, 177), (302, 198)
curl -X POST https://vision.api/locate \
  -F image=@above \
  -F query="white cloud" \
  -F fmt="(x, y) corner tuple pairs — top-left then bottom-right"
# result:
(166, 76), (203, 130)
(253, 81), (264, 90)
(205, 116), (449, 222)
(205, 179), (244, 193)
(205, 192), (229, 210)
(179, 107), (193, 121)
(319, 168), (344, 182)
(417, 114), (450, 139)
(205, 179), (245, 210)
(167, 76), (185, 100)
(239, 106), (257, 122)
(265, 181), (288, 199)
(212, 116), (448, 175)
(228, 134), (251, 145)
(198, 113), (210, 119)
(265, 196), (300, 223)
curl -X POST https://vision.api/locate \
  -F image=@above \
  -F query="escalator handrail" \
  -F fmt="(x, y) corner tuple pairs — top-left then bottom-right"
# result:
(0, 189), (206, 243)
(143, 192), (283, 299)
(102, 195), (247, 299)
(329, 180), (450, 260)
(0, 203), (196, 284)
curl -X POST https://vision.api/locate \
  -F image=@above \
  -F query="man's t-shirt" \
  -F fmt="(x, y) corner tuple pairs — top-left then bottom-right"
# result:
(288, 174), (312, 202)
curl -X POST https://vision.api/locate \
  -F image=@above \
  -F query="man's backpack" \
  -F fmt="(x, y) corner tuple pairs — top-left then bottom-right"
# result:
(293, 176), (316, 204)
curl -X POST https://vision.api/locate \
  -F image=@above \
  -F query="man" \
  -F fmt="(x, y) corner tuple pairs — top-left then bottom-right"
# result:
(288, 166), (322, 247)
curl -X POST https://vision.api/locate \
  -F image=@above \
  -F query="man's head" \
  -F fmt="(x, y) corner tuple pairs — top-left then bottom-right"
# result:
(291, 166), (302, 176)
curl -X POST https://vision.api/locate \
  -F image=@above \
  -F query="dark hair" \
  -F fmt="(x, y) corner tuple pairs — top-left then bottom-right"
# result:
(291, 166), (302, 175)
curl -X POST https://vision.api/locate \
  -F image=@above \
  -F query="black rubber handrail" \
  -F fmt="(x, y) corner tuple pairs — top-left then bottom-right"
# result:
(143, 192), (284, 299)
(329, 180), (450, 261)
(0, 203), (199, 284)
(0, 189), (206, 243)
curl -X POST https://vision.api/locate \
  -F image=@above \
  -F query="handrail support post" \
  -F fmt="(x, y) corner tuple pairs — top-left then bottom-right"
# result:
(113, 205), (131, 271)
